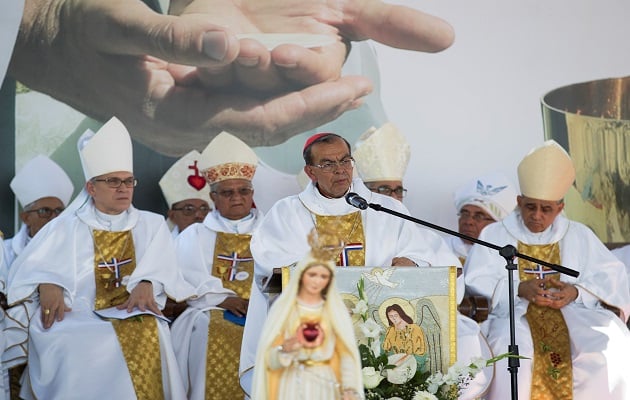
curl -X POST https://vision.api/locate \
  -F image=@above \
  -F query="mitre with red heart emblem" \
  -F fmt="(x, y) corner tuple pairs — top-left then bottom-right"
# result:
(159, 150), (213, 209)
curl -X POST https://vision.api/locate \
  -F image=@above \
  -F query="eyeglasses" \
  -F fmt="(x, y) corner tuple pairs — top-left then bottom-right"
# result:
(92, 177), (138, 188)
(212, 187), (254, 199)
(25, 207), (64, 218)
(310, 157), (355, 173)
(458, 210), (495, 222)
(172, 205), (212, 216)
(369, 185), (407, 197)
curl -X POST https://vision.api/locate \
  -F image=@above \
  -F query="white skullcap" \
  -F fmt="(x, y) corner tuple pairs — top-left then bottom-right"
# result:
(159, 150), (213, 208)
(518, 140), (576, 201)
(78, 117), (133, 181)
(199, 132), (258, 185)
(353, 122), (410, 182)
(453, 172), (518, 221)
(10, 155), (74, 207)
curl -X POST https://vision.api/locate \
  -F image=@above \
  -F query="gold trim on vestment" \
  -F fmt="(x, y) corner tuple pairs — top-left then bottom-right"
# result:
(205, 309), (245, 399)
(212, 232), (254, 298)
(518, 242), (573, 400)
(111, 317), (164, 399)
(314, 212), (366, 266)
(205, 233), (252, 399)
(93, 230), (163, 399)
(93, 230), (134, 310)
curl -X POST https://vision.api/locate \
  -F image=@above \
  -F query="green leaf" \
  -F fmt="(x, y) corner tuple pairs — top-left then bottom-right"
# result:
(547, 366), (560, 380)
(485, 352), (529, 366)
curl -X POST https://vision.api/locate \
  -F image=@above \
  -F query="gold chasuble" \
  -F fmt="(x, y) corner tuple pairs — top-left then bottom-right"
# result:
(518, 241), (573, 400)
(205, 232), (254, 399)
(92, 230), (164, 400)
(315, 212), (366, 266)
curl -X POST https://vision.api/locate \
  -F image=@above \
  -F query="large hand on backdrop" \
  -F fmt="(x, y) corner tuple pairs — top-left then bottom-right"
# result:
(9, 0), (453, 155)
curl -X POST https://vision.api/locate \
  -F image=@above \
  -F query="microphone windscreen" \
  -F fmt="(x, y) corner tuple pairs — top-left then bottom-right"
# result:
(345, 192), (368, 210)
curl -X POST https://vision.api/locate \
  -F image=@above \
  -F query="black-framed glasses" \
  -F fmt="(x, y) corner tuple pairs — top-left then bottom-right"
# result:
(25, 207), (64, 218)
(172, 204), (212, 216)
(212, 187), (254, 199)
(370, 185), (407, 197)
(92, 177), (138, 188)
(310, 157), (355, 173)
(458, 210), (495, 222)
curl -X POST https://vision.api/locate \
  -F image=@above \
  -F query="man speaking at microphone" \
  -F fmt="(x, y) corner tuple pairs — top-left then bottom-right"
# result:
(239, 132), (459, 394)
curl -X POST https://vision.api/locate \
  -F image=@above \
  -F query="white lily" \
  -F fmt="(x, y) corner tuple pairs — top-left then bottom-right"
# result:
(352, 299), (368, 315)
(362, 367), (385, 389)
(360, 318), (382, 339)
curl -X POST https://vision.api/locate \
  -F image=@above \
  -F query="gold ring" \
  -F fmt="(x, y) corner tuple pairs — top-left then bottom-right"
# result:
(44, 309), (51, 315)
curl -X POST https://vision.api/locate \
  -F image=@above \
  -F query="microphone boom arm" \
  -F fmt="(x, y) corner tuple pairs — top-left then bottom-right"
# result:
(367, 202), (579, 277)
(360, 195), (580, 400)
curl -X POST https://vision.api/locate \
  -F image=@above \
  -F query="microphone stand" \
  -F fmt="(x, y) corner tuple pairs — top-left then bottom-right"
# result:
(365, 201), (579, 400)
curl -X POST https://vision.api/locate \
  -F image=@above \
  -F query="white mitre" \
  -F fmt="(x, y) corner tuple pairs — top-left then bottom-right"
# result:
(517, 140), (576, 201)
(453, 172), (517, 221)
(159, 150), (213, 208)
(199, 132), (258, 184)
(78, 117), (133, 180)
(353, 122), (410, 182)
(10, 155), (74, 207)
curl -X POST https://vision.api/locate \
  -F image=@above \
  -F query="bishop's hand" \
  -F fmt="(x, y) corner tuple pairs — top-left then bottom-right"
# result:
(38, 283), (72, 329)
(117, 280), (162, 315)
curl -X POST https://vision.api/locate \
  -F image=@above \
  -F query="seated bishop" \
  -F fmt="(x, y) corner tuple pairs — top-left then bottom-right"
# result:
(170, 132), (263, 400)
(6, 117), (196, 399)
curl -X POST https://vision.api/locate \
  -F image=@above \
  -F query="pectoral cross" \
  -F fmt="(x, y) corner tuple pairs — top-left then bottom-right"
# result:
(98, 257), (133, 288)
(523, 264), (559, 280)
(216, 252), (253, 281)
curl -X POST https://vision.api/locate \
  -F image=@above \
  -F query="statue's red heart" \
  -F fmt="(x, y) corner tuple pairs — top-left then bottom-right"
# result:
(187, 175), (206, 190)
(302, 322), (320, 342)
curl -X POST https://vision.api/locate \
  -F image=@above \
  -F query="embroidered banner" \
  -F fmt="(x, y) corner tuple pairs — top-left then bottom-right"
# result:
(283, 266), (458, 374)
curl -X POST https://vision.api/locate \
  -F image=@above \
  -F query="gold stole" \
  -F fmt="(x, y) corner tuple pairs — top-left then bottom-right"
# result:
(315, 212), (366, 266)
(458, 256), (466, 267)
(204, 232), (254, 399)
(212, 232), (254, 298)
(518, 241), (573, 400)
(457, 256), (466, 277)
(92, 230), (164, 400)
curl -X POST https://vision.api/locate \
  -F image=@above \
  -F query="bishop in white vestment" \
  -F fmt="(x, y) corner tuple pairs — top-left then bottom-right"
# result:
(170, 132), (263, 400)
(240, 133), (460, 396)
(465, 140), (630, 399)
(6, 118), (195, 400)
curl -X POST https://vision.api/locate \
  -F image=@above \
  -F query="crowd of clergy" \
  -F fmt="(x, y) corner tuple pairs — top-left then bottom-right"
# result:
(0, 118), (628, 400)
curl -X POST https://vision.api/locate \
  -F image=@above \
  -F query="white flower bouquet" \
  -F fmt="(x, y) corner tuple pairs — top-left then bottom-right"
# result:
(352, 278), (509, 400)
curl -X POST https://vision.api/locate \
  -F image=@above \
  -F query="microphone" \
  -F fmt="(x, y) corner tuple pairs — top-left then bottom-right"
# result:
(345, 192), (368, 210)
